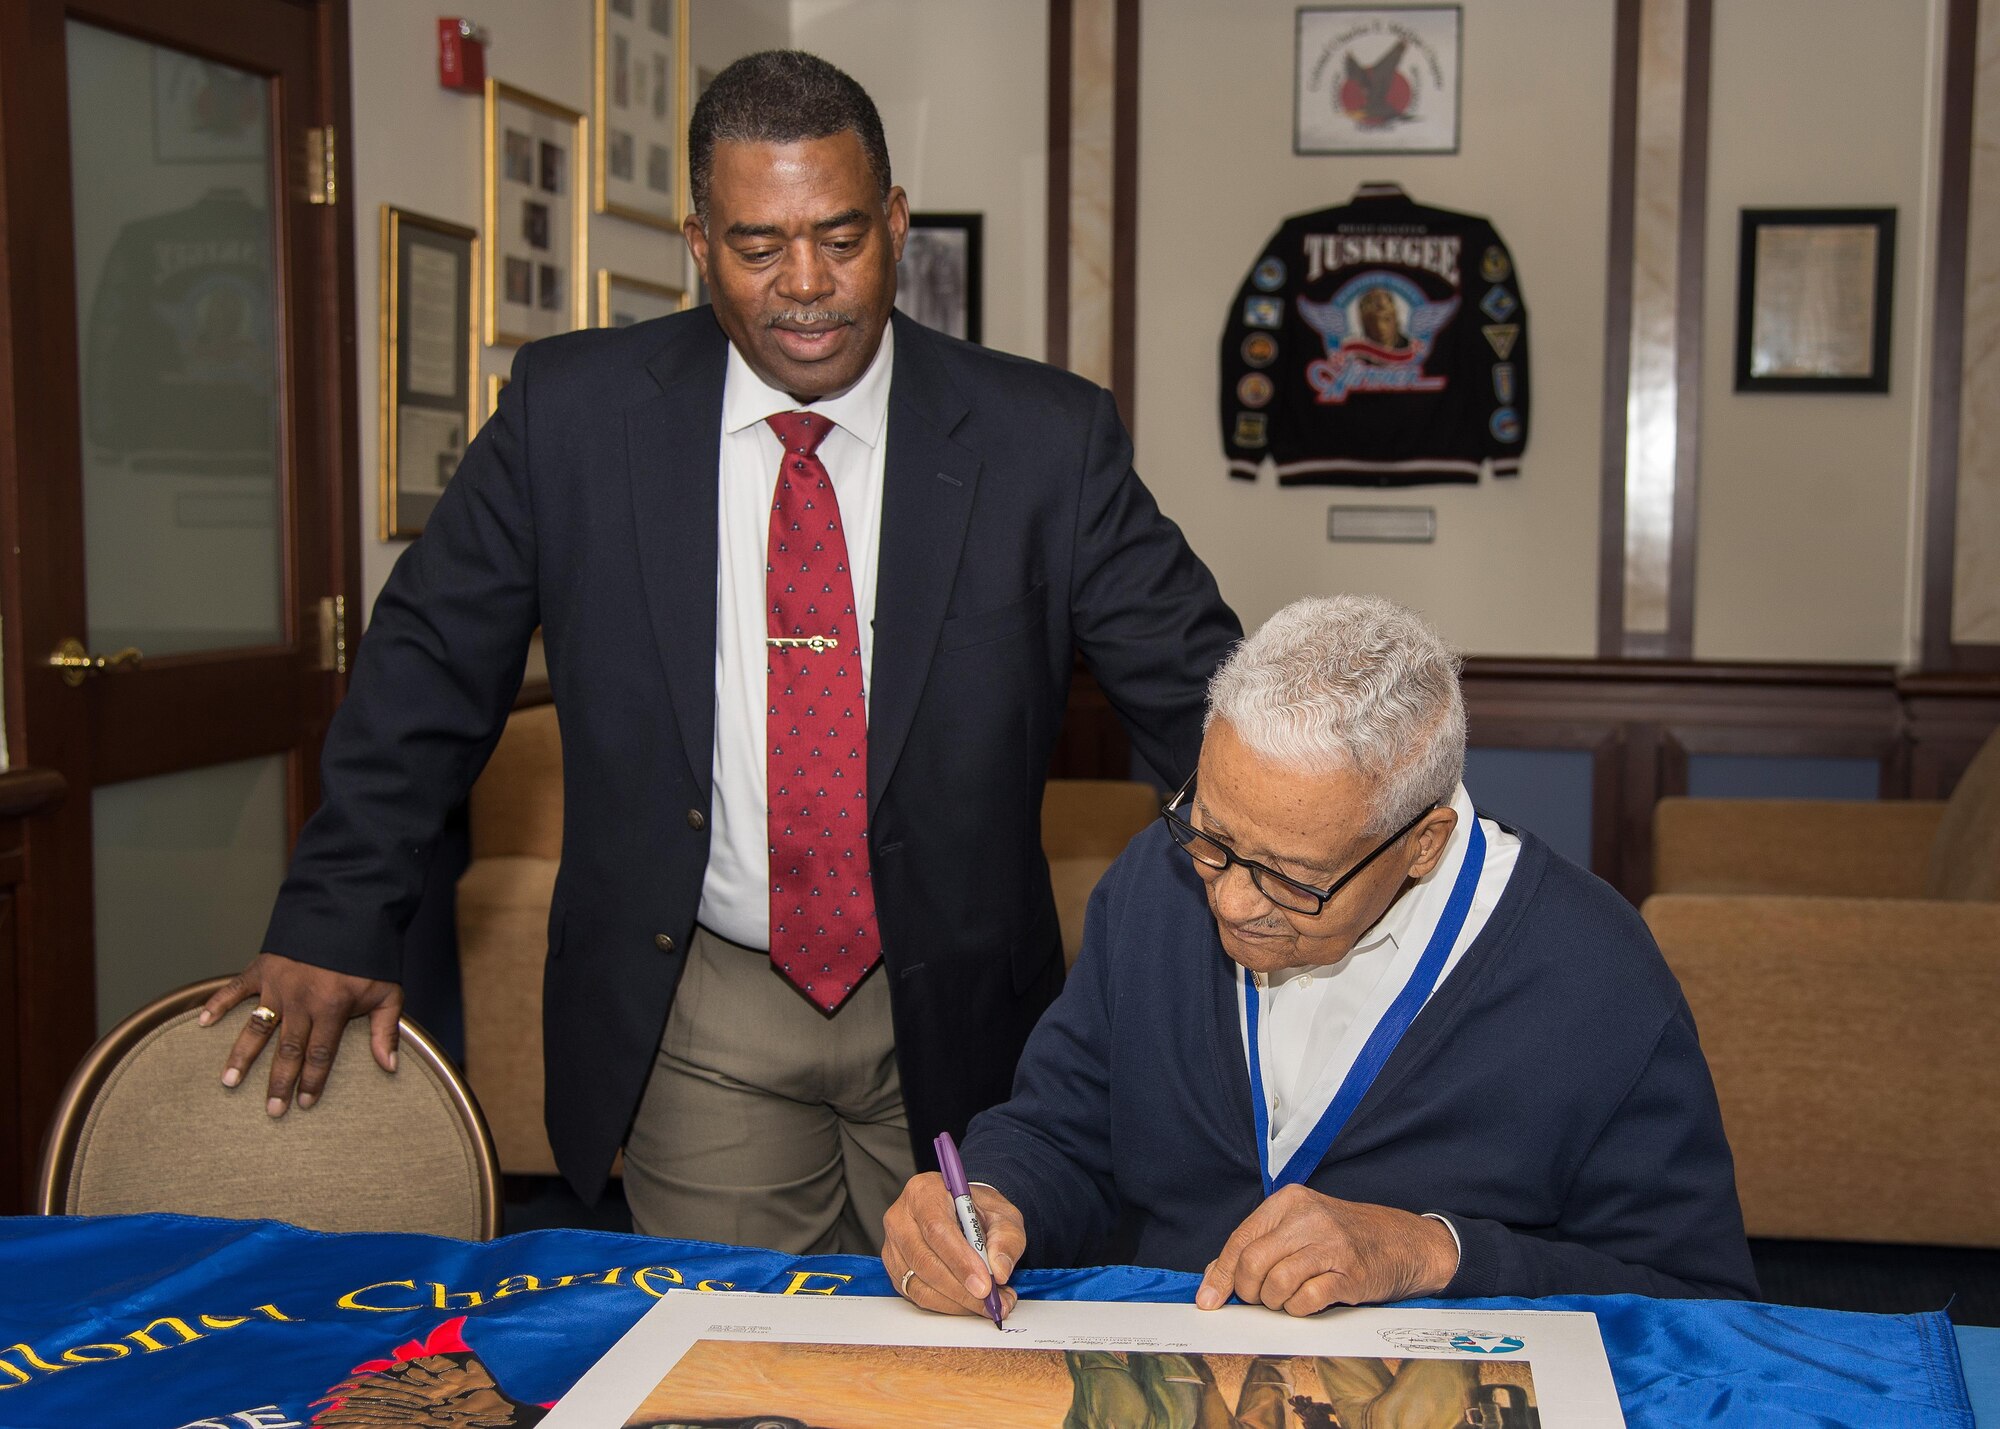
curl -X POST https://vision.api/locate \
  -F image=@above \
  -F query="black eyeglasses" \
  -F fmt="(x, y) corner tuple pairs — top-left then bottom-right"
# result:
(1160, 773), (1435, 917)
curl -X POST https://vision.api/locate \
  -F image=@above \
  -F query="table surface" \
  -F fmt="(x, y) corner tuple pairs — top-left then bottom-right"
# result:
(1961, 1325), (1999, 1425)
(0, 1215), (1982, 1428)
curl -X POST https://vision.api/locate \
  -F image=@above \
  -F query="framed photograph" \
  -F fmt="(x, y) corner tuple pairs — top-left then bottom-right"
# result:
(152, 49), (267, 162)
(594, 0), (689, 230)
(597, 270), (688, 328)
(1295, 6), (1462, 155)
(1734, 207), (1896, 393)
(894, 213), (983, 343)
(379, 206), (478, 539)
(485, 79), (588, 346)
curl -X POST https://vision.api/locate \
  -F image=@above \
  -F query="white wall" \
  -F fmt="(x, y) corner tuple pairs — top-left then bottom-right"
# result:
(790, 0), (1048, 363)
(1132, 0), (1614, 656)
(692, 0), (794, 88)
(1692, 0), (1944, 664)
(343, 0), (1952, 664)
(349, 0), (789, 616)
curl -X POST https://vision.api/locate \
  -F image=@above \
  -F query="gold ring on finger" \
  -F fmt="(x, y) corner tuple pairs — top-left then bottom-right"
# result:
(248, 1005), (279, 1033)
(900, 1267), (917, 1296)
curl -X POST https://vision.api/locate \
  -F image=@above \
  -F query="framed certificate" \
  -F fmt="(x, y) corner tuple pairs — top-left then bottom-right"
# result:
(1733, 207), (1895, 393)
(379, 205), (478, 539)
(593, 0), (690, 230)
(485, 80), (589, 346)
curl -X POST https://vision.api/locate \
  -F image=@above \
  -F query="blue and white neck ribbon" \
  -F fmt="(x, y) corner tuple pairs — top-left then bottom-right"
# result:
(1245, 817), (1486, 1194)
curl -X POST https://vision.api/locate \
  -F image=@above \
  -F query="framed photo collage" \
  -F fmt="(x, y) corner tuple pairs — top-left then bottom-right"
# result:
(380, 0), (690, 537)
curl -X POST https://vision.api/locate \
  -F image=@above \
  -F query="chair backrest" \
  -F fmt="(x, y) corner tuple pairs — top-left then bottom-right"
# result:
(1042, 778), (1161, 859)
(1928, 726), (2000, 901)
(1041, 779), (1161, 966)
(38, 977), (502, 1239)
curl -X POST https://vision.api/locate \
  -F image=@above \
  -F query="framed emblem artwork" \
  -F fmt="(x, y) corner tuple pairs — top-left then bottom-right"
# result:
(1295, 6), (1462, 155)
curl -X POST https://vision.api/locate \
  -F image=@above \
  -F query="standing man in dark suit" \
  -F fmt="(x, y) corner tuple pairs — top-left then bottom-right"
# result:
(203, 50), (1238, 1253)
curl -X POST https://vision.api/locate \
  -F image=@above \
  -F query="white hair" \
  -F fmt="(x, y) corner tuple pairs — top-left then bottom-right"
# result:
(1204, 595), (1466, 833)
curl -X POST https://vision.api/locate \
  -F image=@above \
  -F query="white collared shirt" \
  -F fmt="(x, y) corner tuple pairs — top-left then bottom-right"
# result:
(697, 324), (896, 950)
(1235, 784), (1522, 1173)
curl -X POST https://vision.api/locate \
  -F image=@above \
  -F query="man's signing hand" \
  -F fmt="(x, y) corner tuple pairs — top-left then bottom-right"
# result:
(1196, 1185), (1459, 1315)
(881, 1172), (1026, 1318)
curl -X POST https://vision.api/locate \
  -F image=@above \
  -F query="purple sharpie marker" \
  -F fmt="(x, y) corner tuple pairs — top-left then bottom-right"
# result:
(933, 1130), (1007, 1328)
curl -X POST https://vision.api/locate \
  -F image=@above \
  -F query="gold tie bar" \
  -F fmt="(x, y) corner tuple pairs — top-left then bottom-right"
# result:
(767, 636), (840, 653)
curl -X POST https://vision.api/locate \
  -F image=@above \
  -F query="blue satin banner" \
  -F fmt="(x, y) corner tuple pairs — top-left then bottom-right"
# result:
(0, 1214), (1973, 1427)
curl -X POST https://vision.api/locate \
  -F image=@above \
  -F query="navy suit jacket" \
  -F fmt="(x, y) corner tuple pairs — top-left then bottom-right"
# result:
(264, 310), (1240, 1199)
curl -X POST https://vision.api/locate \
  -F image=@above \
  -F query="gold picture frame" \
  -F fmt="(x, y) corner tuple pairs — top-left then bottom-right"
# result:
(596, 269), (689, 328)
(380, 205), (479, 540)
(484, 79), (589, 346)
(487, 372), (510, 421)
(593, 0), (691, 230)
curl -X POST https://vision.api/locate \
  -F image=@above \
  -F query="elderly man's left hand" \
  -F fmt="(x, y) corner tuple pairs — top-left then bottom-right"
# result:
(1194, 1185), (1460, 1315)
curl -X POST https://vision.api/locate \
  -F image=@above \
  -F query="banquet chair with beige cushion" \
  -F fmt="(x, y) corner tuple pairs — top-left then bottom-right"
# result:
(1642, 727), (2000, 1246)
(38, 976), (501, 1239)
(1041, 777), (1162, 968)
(457, 700), (565, 1176)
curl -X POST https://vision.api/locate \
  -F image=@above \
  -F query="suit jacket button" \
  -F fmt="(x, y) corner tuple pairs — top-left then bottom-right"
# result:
(686, 809), (705, 830)
(654, 933), (675, 953)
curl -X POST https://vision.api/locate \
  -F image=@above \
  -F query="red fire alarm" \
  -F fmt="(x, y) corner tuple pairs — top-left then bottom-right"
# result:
(438, 17), (488, 93)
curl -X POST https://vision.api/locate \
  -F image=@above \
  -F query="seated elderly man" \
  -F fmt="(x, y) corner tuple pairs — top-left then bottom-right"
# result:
(883, 595), (1756, 1317)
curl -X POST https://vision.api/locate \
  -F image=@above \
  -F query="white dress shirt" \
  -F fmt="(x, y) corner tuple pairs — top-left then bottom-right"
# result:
(1235, 783), (1522, 1176)
(697, 324), (896, 950)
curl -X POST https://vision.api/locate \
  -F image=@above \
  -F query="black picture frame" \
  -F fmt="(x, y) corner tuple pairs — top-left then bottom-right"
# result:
(896, 212), (983, 345)
(1733, 207), (1895, 394)
(380, 206), (478, 539)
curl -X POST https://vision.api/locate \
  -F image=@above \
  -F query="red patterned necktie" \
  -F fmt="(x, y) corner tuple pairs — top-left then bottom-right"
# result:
(765, 411), (879, 1013)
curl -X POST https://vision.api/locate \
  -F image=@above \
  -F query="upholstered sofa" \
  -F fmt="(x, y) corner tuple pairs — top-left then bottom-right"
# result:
(1642, 731), (2000, 1246)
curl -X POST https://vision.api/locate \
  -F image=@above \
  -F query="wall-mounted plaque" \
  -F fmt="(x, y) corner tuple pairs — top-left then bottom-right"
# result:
(597, 270), (688, 328)
(895, 212), (983, 344)
(485, 80), (589, 346)
(593, 0), (689, 230)
(380, 205), (477, 539)
(1734, 207), (1895, 394)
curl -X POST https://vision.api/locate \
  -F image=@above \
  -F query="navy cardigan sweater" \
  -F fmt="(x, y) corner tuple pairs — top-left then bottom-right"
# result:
(963, 823), (1758, 1301)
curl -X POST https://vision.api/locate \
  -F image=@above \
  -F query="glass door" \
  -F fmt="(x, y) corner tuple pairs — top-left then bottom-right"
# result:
(65, 22), (296, 1030)
(0, 0), (356, 1204)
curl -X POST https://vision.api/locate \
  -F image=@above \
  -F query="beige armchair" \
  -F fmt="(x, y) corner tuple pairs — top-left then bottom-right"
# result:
(457, 703), (564, 1176)
(1040, 778), (1161, 967)
(1642, 730), (2000, 1246)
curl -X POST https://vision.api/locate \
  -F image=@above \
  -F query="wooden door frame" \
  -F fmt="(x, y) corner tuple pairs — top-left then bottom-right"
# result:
(0, 0), (360, 1212)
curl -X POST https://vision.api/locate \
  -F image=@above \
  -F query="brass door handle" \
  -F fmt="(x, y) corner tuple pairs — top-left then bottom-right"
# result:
(49, 637), (144, 687)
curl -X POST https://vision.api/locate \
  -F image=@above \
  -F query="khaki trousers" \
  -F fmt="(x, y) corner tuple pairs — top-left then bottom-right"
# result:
(622, 924), (916, 1255)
